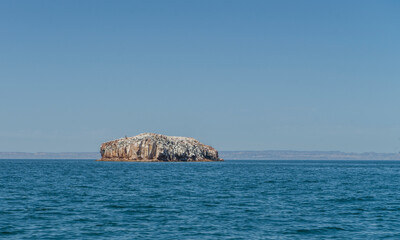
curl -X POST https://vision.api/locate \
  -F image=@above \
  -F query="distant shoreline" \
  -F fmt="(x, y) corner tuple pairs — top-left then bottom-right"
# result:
(1, 151), (399, 160)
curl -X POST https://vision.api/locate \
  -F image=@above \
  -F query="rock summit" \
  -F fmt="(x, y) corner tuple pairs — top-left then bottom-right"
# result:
(98, 133), (223, 162)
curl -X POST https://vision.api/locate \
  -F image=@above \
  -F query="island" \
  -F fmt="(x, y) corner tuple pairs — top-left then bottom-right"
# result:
(98, 133), (223, 162)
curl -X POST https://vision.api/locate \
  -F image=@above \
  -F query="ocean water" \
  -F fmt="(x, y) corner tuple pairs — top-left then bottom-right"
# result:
(1, 160), (400, 239)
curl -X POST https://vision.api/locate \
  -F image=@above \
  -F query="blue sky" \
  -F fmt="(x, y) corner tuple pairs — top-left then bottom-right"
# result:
(0, 0), (399, 152)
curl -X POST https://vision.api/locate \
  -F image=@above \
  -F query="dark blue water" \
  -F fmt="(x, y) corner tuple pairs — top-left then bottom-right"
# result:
(1, 160), (400, 239)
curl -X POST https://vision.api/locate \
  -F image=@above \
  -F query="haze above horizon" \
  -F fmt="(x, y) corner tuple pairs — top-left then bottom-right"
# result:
(1, 0), (399, 153)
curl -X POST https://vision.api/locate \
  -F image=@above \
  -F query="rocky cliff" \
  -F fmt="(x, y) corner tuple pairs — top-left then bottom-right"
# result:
(98, 133), (223, 162)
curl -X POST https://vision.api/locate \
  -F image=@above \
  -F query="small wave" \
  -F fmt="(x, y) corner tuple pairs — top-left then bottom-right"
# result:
(329, 196), (374, 203)
(295, 226), (345, 234)
(106, 204), (128, 209)
(0, 229), (24, 235)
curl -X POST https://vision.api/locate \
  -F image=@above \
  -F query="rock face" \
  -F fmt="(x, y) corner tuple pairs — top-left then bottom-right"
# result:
(98, 133), (223, 162)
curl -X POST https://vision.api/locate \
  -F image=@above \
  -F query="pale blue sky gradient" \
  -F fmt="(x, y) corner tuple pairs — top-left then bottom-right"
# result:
(0, 0), (399, 152)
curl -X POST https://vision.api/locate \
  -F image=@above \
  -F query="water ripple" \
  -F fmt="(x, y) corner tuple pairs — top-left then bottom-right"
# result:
(1, 159), (400, 239)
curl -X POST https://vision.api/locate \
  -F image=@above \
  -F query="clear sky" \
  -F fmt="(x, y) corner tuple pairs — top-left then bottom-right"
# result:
(0, 0), (399, 153)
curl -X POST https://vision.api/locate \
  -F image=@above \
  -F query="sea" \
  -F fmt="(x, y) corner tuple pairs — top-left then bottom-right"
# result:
(1, 159), (400, 239)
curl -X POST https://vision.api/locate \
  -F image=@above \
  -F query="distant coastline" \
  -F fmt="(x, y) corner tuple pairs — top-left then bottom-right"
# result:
(1, 151), (400, 160)
(221, 151), (400, 160)
(0, 152), (100, 159)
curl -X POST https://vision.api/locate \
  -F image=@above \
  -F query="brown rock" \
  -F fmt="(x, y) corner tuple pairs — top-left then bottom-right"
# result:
(98, 133), (223, 162)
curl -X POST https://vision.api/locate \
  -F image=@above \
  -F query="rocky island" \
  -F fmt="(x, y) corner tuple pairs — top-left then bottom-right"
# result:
(98, 133), (223, 162)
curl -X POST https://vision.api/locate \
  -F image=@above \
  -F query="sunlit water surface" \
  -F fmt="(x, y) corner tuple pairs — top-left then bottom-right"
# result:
(1, 159), (400, 239)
